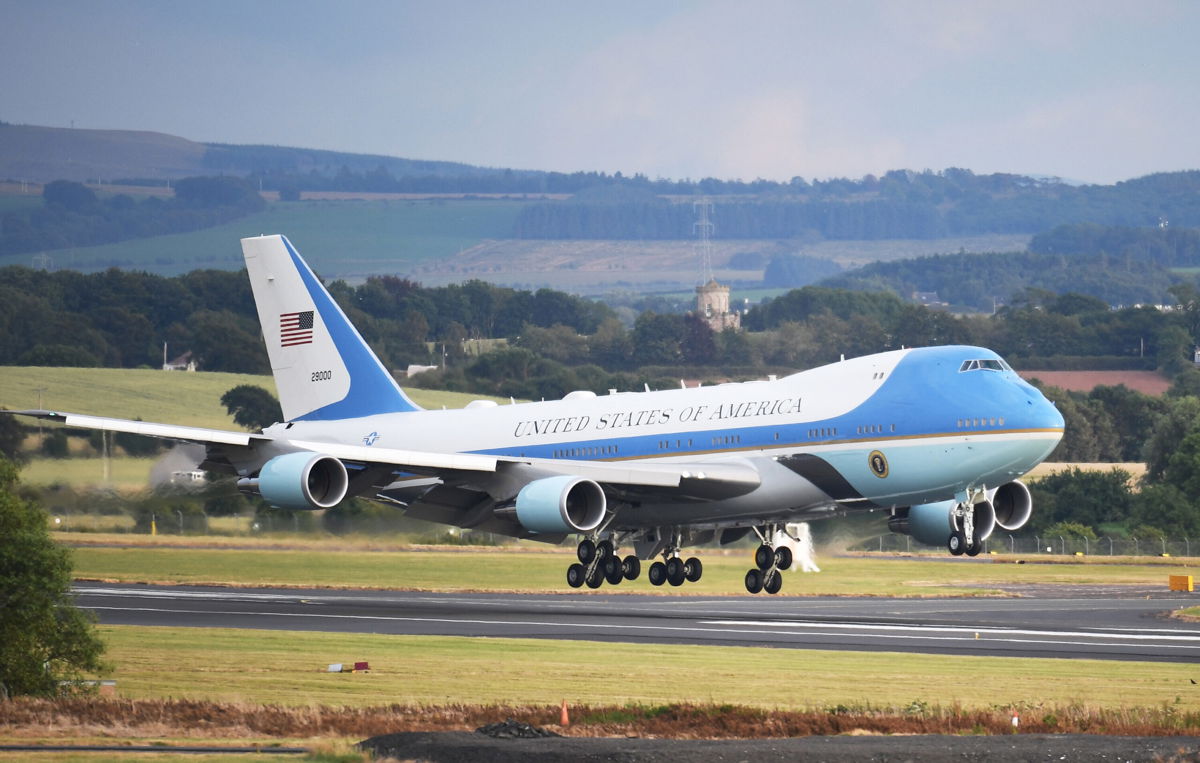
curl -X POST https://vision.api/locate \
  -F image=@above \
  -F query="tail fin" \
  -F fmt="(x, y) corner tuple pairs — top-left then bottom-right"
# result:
(241, 234), (421, 422)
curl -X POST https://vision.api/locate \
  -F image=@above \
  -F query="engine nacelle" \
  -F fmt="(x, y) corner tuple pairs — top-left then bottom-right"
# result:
(988, 480), (1033, 531)
(513, 476), (606, 534)
(255, 452), (349, 510)
(888, 499), (997, 547)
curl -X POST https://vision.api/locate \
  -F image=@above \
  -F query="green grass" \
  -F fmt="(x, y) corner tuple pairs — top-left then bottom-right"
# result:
(1, 365), (512, 429)
(96, 624), (1200, 711)
(11, 199), (527, 278)
(68, 546), (1200, 596)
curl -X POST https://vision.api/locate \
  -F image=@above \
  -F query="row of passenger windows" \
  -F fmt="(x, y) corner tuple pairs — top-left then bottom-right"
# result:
(658, 438), (695, 450)
(553, 445), (619, 458)
(856, 424), (896, 435)
(807, 427), (838, 438)
(957, 417), (1005, 428)
(713, 434), (742, 446)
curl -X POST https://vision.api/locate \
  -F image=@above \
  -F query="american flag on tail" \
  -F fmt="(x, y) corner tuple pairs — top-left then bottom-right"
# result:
(280, 311), (314, 346)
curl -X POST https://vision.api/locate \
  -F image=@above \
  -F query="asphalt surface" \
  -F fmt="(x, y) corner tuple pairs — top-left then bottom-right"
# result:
(74, 582), (1200, 662)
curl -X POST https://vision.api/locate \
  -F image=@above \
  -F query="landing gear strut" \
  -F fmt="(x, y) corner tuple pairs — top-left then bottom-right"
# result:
(566, 536), (641, 589)
(948, 497), (984, 557)
(744, 524), (791, 595)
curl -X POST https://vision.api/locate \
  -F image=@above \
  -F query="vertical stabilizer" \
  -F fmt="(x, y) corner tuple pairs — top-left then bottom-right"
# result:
(241, 235), (421, 421)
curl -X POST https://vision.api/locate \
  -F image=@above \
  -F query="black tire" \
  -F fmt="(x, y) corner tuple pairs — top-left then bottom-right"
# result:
(965, 540), (982, 557)
(648, 561), (668, 586)
(744, 568), (764, 594)
(684, 556), (703, 582)
(586, 565), (604, 588)
(774, 546), (793, 570)
(577, 538), (596, 564)
(666, 557), (686, 586)
(948, 531), (965, 556)
(597, 539), (615, 559)
(754, 544), (774, 570)
(605, 560), (625, 585)
(566, 563), (586, 588)
(764, 572), (783, 594)
(622, 555), (641, 581)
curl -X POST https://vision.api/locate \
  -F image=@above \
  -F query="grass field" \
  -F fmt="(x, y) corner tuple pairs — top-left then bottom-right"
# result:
(91, 624), (1200, 712)
(66, 544), (1200, 596)
(0, 365), (511, 430)
(10, 199), (526, 279)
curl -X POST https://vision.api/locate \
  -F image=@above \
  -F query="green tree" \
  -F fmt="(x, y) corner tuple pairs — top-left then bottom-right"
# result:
(221, 385), (283, 430)
(0, 458), (107, 697)
(0, 412), (27, 464)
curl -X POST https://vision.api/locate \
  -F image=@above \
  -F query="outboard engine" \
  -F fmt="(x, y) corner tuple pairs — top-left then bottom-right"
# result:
(242, 452), (349, 510)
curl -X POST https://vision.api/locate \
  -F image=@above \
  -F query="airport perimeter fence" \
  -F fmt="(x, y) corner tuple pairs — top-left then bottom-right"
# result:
(864, 533), (1193, 558)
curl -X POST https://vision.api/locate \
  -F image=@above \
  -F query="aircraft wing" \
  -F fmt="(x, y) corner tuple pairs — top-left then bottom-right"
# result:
(4, 409), (761, 497)
(290, 439), (762, 498)
(5, 410), (259, 447)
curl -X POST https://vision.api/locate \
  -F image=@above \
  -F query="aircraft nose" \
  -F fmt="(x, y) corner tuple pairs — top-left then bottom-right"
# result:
(1031, 392), (1065, 433)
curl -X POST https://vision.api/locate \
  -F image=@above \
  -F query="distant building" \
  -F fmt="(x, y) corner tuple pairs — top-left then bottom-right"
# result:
(162, 350), (197, 372)
(695, 279), (741, 332)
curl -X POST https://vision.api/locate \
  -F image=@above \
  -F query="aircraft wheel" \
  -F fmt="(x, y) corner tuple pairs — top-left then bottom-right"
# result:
(965, 540), (982, 557)
(566, 563), (586, 588)
(597, 539), (615, 560)
(754, 544), (774, 570)
(666, 557), (686, 586)
(605, 561), (625, 585)
(585, 565), (604, 588)
(577, 538), (597, 564)
(648, 561), (668, 586)
(764, 572), (783, 595)
(948, 531), (966, 556)
(774, 546), (793, 570)
(744, 568), (764, 594)
(684, 556), (703, 582)
(622, 555), (641, 581)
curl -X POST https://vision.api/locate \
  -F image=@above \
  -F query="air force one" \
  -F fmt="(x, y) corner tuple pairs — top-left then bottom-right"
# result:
(10, 235), (1064, 594)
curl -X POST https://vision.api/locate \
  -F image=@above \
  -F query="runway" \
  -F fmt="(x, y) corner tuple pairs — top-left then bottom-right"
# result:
(74, 582), (1200, 662)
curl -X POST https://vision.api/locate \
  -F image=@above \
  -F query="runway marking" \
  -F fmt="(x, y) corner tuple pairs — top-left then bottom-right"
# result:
(85, 606), (1200, 654)
(699, 620), (1200, 643)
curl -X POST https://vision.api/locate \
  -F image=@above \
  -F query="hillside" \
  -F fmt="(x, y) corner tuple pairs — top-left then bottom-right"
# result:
(0, 123), (520, 184)
(0, 123), (207, 182)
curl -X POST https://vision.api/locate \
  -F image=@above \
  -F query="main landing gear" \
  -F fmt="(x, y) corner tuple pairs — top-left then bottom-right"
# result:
(947, 500), (984, 558)
(566, 538), (641, 589)
(645, 530), (703, 588)
(744, 525), (792, 595)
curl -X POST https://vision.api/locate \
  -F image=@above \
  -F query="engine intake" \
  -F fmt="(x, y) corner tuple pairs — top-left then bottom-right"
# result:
(989, 481), (1033, 530)
(251, 452), (349, 510)
(512, 476), (606, 534)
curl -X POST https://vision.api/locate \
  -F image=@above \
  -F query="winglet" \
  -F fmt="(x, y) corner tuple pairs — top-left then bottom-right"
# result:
(241, 235), (421, 421)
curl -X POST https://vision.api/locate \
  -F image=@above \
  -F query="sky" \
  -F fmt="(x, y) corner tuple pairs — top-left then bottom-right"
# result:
(2, 0), (1199, 185)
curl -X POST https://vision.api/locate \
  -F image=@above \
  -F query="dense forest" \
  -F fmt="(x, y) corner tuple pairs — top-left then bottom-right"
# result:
(0, 178), (264, 258)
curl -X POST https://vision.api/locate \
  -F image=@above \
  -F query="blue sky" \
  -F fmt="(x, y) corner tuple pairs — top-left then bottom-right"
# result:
(3, 0), (1198, 184)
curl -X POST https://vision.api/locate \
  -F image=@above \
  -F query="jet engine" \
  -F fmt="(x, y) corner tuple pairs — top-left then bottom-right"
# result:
(887, 481), (1032, 547)
(248, 452), (349, 510)
(888, 498), (997, 547)
(511, 475), (606, 534)
(988, 480), (1033, 531)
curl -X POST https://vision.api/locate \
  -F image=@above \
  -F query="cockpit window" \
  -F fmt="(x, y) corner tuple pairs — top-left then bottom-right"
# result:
(958, 358), (1013, 373)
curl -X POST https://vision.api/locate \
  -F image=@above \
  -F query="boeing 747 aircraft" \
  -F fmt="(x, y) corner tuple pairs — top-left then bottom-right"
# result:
(8, 235), (1064, 594)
